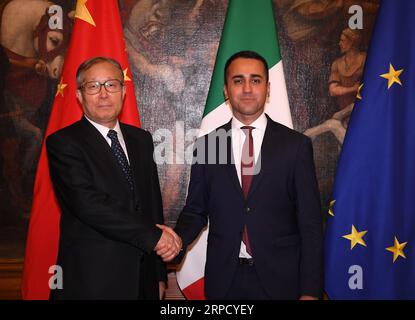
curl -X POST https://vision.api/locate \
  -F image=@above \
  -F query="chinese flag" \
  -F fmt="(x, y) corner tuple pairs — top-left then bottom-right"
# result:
(21, 0), (140, 299)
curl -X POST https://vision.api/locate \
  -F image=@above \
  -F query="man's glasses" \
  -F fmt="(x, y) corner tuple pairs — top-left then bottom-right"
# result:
(78, 79), (124, 95)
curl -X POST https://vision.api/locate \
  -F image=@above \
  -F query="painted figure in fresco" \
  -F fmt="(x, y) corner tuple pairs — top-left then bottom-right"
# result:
(274, 0), (378, 132)
(121, 0), (225, 222)
(273, 0), (345, 132)
(304, 28), (365, 145)
(278, 0), (343, 42)
(0, 0), (71, 218)
(273, 0), (378, 211)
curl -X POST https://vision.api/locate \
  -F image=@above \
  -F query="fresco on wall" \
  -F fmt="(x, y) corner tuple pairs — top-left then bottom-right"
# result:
(0, 0), (75, 257)
(0, 0), (379, 259)
(274, 0), (379, 212)
(119, 0), (226, 225)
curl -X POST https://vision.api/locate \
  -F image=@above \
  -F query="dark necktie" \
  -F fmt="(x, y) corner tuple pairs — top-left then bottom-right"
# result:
(107, 129), (134, 191)
(241, 126), (255, 256)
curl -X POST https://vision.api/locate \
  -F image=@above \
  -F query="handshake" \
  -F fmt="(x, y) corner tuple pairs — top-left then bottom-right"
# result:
(154, 224), (182, 262)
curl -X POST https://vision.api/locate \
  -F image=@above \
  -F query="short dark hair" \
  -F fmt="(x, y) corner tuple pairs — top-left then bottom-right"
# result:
(76, 56), (124, 88)
(224, 50), (269, 84)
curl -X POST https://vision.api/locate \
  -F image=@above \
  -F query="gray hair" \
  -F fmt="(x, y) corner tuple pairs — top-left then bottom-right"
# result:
(76, 57), (124, 88)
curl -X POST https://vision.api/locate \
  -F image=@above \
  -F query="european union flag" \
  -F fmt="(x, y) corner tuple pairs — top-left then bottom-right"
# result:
(325, 0), (415, 299)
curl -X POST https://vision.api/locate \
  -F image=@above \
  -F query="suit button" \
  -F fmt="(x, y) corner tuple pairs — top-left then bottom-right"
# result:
(245, 207), (251, 214)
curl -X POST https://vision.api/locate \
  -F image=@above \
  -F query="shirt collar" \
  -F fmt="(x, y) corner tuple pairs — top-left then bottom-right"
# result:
(231, 112), (267, 132)
(84, 115), (122, 137)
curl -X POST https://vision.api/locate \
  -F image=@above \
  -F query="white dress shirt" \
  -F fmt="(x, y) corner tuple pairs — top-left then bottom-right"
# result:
(84, 116), (130, 163)
(231, 113), (267, 258)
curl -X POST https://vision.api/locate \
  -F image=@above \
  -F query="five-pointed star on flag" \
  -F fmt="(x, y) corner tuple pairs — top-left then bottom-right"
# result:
(343, 225), (368, 250)
(386, 237), (408, 263)
(380, 63), (403, 89)
(356, 83), (363, 100)
(123, 68), (131, 82)
(75, 0), (96, 26)
(55, 77), (68, 97)
(328, 200), (336, 217)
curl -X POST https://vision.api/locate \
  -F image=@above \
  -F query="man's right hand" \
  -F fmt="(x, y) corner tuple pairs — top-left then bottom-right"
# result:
(154, 224), (182, 262)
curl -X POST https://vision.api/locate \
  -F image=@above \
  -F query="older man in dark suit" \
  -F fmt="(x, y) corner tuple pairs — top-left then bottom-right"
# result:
(172, 51), (324, 300)
(46, 57), (181, 299)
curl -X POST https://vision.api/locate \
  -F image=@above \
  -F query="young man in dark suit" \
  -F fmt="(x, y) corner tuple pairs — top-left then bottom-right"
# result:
(172, 51), (324, 300)
(46, 57), (181, 299)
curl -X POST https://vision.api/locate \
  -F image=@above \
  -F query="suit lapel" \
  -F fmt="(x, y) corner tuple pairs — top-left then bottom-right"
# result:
(120, 124), (142, 201)
(80, 117), (115, 161)
(246, 117), (276, 200)
(220, 120), (245, 201)
(80, 117), (132, 194)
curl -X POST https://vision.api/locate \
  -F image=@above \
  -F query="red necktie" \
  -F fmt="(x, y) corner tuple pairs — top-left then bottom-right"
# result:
(241, 126), (254, 255)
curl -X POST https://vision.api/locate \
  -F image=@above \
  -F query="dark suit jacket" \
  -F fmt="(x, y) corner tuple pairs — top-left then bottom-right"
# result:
(46, 116), (166, 299)
(175, 115), (323, 299)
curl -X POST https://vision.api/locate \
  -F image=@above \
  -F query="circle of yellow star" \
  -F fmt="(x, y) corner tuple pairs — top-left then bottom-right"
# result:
(386, 237), (407, 263)
(328, 200), (336, 217)
(342, 225), (368, 250)
(380, 63), (403, 89)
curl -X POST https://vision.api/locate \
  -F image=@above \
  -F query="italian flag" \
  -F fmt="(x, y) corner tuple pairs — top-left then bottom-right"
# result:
(176, 0), (293, 299)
